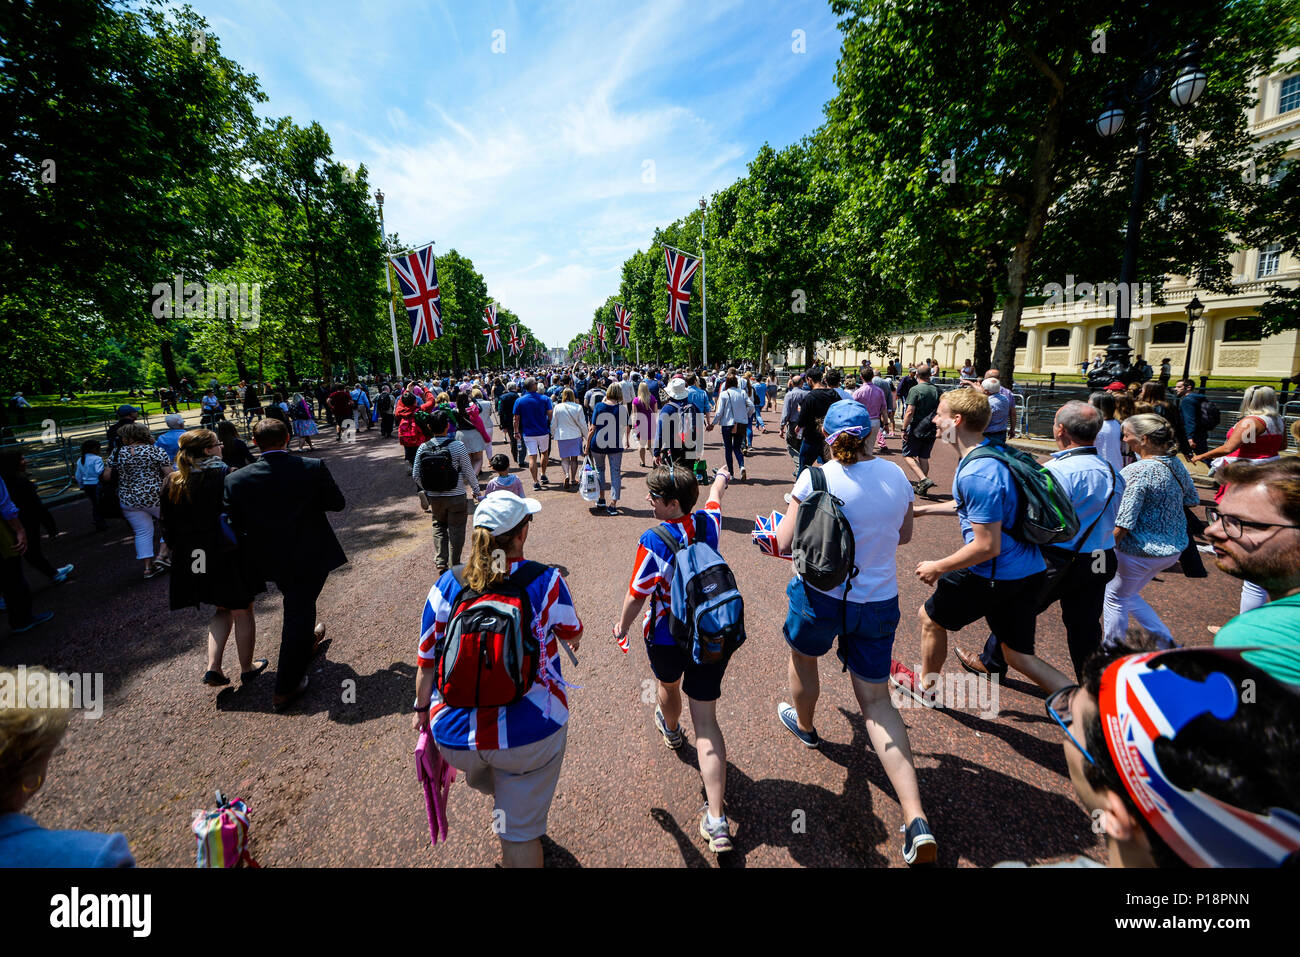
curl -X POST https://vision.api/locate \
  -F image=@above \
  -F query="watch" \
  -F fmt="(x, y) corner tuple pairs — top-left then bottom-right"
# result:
(413, 699), (431, 712)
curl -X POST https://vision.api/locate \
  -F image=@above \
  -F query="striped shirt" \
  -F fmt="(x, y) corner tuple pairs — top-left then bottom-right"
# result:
(419, 562), (582, 750)
(411, 437), (479, 498)
(627, 502), (723, 646)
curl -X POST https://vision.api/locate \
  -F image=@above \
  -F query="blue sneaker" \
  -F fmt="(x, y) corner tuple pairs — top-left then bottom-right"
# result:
(777, 702), (820, 749)
(902, 817), (937, 866)
(12, 611), (54, 634)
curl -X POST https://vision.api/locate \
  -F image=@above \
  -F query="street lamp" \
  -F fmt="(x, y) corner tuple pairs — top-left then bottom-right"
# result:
(1181, 294), (1204, 384)
(1087, 38), (1206, 390)
(375, 188), (402, 379)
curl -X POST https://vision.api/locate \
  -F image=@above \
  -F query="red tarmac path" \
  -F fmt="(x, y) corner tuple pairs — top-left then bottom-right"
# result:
(5, 414), (1234, 867)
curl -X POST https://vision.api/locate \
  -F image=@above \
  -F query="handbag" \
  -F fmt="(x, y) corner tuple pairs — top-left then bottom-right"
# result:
(1156, 458), (1208, 579)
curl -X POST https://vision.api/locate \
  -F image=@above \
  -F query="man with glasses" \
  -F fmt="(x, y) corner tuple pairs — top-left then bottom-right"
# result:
(1205, 457), (1300, 688)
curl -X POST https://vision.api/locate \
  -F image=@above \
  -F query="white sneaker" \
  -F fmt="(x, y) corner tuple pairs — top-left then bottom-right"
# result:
(53, 564), (74, 584)
(740, 466), (747, 480)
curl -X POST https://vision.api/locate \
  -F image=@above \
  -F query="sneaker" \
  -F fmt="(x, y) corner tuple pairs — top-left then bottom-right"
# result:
(699, 810), (734, 853)
(53, 564), (74, 584)
(917, 478), (936, 495)
(889, 660), (941, 709)
(12, 611), (54, 634)
(540, 474), (550, 485)
(739, 466), (747, 480)
(533, 482), (542, 491)
(0, 597), (5, 612)
(654, 705), (685, 750)
(777, 702), (820, 749)
(606, 505), (619, 516)
(901, 817), (937, 865)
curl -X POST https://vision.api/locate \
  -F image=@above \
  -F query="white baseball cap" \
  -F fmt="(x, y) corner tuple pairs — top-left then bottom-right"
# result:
(473, 490), (542, 534)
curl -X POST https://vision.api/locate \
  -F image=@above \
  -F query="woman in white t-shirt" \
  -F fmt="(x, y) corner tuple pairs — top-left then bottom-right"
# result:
(772, 398), (936, 866)
(550, 388), (588, 491)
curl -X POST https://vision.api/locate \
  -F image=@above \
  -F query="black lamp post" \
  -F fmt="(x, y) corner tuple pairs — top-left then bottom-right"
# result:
(1181, 294), (1204, 384)
(1087, 39), (1208, 390)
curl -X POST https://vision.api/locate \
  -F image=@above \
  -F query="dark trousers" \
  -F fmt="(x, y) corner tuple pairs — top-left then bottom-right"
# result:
(20, 518), (56, 580)
(1, 554), (34, 627)
(83, 486), (106, 530)
(272, 573), (328, 697)
(798, 436), (825, 476)
(721, 427), (745, 473)
(980, 546), (1118, 681)
(503, 427), (523, 466)
(380, 412), (395, 438)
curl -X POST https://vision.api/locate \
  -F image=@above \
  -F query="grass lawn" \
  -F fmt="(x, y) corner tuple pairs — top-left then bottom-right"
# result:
(11, 391), (196, 427)
(1005, 371), (1291, 390)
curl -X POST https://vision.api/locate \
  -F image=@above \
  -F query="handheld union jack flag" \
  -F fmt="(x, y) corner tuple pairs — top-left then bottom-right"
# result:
(753, 510), (792, 560)
(482, 302), (501, 353)
(613, 304), (631, 347)
(664, 247), (700, 336)
(390, 244), (442, 346)
(507, 323), (522, 356)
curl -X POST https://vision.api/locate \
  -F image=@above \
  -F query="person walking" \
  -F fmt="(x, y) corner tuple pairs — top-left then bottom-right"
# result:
(414, 492), (583, 868)
(513, 377), (553, 491)
(614, 464), (737, 853)
(327, 384), (355, 440)
(587, 382), (626, 515)
(413, 410), (482, 575)
(899, 366), (940, 495)
(550, 389), (587, 491)
(498, 382), (522, 467)
(452, 391), (491, 480)
(215, 420), (256, 470)
(395, 392), (424, 466)
(772, 400), (936, 865)
(350, 383), (373, 431)
(0, 454), (74, 588)
(102, 422), (174, 580)
(289, 393), (319, 451)
(960, 401), (1124, 683)
(1103, 414), (1199, 647)
(153, 414), (187, 463)
(712, 373), (753, 480)
(632, 382), (657, 469)
(73, 439), (107, 531)
(223, 419), (347, 712)
(160, 430), (267, 687)
(375, 386), (396, 439)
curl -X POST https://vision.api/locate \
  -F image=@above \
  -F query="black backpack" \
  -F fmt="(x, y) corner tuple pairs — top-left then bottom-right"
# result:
(376, 392), (394, 414)
(418, 438), (460, 493)
(1196, 396), (1220, 430)
(963, 444), (1079, 545)
(791, 467), (857, 594)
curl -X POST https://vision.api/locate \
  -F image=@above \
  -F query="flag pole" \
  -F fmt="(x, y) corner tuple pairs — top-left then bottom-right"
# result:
(376, 190), (402, 379)
(699, 197), (708, 368)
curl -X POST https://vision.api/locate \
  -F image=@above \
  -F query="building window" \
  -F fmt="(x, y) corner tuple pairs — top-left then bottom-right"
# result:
(1280, 75), (1300, 115)
(1223, 318), (1263, 342)
(1257, 244), (1282, 278)
(1046, 328), (1070, 348)
(1013, 331), (1028, 349)
(1151, 321), (1187, 344)
(1093, 325), (1112, 345)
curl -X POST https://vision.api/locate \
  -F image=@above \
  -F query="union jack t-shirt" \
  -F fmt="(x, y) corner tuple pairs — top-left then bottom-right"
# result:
(627, 501), (722, 646)
(419, 561), (582, 750)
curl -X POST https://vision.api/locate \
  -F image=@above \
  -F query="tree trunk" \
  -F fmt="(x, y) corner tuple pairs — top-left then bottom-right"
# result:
(759, 332), (769, 374)
(157, 330), (182, 395)
(804, 335), (815, 368)
(992, 92), (1064, 390)
(348, 356), (358, 384)
(973, 268), (996, 374)
(233, 345), (251, 384)
(285, 347), (298, 389)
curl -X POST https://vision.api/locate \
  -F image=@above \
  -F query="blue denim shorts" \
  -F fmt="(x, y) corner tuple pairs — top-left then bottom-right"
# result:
(782, 578), (900, 682)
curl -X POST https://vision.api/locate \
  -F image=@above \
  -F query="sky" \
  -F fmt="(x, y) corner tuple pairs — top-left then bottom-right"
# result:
(195, 0), (843, 347)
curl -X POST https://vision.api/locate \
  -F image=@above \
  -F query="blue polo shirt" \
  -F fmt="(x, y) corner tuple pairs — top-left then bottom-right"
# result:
(686, 385), (713, 415)
(952, 440), (1046, 580)
(1044, 447), (1125, 553)
(514, 390), (552, 437)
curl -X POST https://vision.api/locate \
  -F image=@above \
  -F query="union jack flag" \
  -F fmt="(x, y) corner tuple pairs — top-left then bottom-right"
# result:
(664, 247), (700, 336)
(482, 302), (501, 353)
(390, 244), (442, 345)
(753, 510), (792, 560)
(596, 322), (606, 349)
(508, 324), (522, 356)
(613, 304), (631, 347)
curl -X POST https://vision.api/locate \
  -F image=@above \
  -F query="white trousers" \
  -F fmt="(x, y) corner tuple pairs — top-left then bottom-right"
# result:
(1240, 580), (1270, 614)
(1103, 550), (1179, 646)
(122, 505), (160, 560)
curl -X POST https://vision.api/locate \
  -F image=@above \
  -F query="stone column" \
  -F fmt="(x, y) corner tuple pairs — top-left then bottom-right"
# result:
(1067, 324), (1084, 369)
(1191, 314), (1213, 377)
(1025, 326), (1043, 373)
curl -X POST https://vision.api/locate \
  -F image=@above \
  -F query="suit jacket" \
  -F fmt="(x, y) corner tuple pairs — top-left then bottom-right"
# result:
(223, 450), (347, 586)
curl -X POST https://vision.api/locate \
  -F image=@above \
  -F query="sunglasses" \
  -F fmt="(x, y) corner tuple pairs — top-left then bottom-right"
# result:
(1045, 684), (1096, 765)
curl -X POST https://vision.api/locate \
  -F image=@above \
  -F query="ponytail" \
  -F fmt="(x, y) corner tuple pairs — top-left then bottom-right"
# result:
(167, 429), (218, 504)
(463, 524), (524, 592)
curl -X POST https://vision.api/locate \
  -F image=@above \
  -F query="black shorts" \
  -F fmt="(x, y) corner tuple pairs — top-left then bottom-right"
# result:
(901, 432), (935, 459)
(923, 568), (1047, 655)
(645, 640), (730, 701)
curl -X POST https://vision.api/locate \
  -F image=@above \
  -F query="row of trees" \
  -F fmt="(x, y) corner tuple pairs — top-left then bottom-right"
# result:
(0, 0), (539, 398)
(583, 0), (1297, 382)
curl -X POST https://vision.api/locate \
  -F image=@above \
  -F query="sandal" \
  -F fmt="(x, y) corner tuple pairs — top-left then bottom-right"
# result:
(154, 556), (172, 569)
(143, 565), (165, 580)
(241, 658), (269, 681)
(202, 670), (231, 686)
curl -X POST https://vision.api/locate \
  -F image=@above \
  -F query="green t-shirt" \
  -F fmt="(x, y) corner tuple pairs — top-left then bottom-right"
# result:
(906, 383), (940, 421)
(1213, 592), (1300, 688)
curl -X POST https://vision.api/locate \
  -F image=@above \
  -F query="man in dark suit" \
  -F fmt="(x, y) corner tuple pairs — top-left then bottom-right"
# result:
(224, 419), (347, 710)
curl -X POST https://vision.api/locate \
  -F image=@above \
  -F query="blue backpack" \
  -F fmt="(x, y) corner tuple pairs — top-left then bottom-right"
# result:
(652, 512), (746, 665)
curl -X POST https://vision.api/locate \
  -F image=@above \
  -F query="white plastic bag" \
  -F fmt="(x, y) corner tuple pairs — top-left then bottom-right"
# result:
(579, 459), (599, 502)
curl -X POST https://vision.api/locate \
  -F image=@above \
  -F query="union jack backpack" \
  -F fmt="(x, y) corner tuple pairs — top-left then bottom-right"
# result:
(435, 562), (549, 708)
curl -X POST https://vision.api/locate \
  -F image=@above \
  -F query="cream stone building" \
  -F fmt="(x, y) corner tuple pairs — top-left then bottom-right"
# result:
(789, 53), (1300, 381)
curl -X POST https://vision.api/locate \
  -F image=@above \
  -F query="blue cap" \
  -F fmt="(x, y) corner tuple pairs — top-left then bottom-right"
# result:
(822, 399), (873, 443)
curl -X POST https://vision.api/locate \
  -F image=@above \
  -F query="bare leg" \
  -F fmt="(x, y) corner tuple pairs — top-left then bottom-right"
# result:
(788, 649), (820, 732)
(902, 456), (926, 482)
(687, 697), (727, 821)
(657, 677), (683, 732)
(231, 606), (257, 672)
(1003, 646), (1071, 696)
(852, 674), (925, 823)
(918, 604), (948, 692)
(207, 608), (234, 674)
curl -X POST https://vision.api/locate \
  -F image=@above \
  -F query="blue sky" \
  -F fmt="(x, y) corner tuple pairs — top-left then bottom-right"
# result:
(196, 0), (843, 346)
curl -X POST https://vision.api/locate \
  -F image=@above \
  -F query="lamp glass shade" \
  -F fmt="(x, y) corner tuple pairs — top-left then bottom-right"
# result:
(1170, 67), (1207, 108)
(1096, 107), (1126, 138)
(1186, 296), (1205, 320)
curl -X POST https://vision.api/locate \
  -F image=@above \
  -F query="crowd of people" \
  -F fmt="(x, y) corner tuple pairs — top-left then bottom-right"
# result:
(2, 355), (1298, 872)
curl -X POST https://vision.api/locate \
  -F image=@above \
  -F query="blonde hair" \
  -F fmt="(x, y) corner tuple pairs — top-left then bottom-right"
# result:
(1122, 413), (1177, 453)
(605, 382), (623, 403)
(472, 388), (483, 400)
(1239, 385), (1280, 419)
(463, 522), (528, 593)
(638, 382), (652, 404)
(167, 429), (219, 503)
(1113, 393), (1136, 422)
(116, 422), (152, 445)
(940, 388), (991, 432)
(0, 667), (72, 806)
(561, 388), (575, 403)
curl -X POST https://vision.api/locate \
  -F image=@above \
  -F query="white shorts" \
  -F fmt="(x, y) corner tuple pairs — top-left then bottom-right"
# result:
(523, 434), (550, 457)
